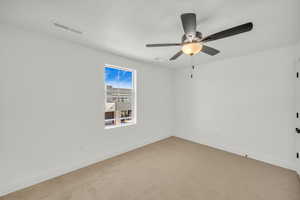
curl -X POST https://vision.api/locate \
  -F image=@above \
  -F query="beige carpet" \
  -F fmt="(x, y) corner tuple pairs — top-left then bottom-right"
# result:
(1, 137), (300, 200)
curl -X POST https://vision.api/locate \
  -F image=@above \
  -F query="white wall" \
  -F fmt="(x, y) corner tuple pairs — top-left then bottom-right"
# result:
(0, 24), (173, 195)
(174, 44), (299, 170)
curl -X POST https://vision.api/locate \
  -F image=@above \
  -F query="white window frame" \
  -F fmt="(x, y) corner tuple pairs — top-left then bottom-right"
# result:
(104, 64), (137, 129)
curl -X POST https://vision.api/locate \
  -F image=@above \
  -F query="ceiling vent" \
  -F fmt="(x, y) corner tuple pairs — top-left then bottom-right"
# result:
(53, 22), (83, 34)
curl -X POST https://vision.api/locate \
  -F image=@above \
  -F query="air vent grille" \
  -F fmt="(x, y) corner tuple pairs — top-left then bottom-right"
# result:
(53, 22), (82, 34)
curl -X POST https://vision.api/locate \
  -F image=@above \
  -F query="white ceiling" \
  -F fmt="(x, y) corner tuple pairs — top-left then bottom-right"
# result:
(0, 0), (299, 68)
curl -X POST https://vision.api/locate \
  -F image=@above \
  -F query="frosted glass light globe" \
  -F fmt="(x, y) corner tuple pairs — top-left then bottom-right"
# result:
(182, 43), (203, 55)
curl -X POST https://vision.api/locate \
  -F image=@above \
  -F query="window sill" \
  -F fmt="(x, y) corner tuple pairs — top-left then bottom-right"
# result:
(104, 122), (136, 130)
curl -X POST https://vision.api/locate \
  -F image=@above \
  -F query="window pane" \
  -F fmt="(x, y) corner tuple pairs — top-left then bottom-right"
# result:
(104, 65), (135, 128)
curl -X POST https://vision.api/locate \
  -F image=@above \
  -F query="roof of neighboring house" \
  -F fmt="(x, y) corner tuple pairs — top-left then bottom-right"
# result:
(105, 103), (115, 112)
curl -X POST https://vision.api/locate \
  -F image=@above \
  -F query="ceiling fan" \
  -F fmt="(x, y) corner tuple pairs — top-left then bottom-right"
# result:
(145, 13), (253, 61)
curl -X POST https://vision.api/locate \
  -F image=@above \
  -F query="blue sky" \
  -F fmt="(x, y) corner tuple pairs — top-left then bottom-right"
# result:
(105, 66), (133, 89)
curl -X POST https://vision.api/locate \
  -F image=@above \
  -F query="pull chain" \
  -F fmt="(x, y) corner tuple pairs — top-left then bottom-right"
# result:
(190, 55), (195, 79)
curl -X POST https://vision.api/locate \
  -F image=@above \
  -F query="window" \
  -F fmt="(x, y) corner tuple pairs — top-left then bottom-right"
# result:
(104, 65), (136, 129)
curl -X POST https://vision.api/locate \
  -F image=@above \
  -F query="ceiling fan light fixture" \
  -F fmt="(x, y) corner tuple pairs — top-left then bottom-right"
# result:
(145, 12), (253, 60)
(182, 43), (203, 55)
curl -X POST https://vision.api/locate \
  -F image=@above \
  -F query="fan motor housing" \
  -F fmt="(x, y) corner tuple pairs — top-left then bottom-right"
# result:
(182, 31), (202, 42)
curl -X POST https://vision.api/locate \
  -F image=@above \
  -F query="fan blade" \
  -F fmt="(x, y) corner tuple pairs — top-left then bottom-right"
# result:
(146, 43), (182, 47)
(201, 45), (220, 56)
(169, 51), (183, 61)
(201, 22), (253, 43)
(181, 13), (196, 36)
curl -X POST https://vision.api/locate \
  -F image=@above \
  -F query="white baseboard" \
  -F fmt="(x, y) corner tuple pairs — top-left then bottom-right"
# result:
(176, 135), (296, 171)
(0, 134), (171, 197)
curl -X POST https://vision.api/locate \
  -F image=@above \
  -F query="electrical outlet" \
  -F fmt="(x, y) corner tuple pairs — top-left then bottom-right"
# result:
(80, 146), (86, 151)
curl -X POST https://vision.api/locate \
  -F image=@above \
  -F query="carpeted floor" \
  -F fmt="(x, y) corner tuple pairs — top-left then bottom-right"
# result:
(1, 136), (300, 200)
